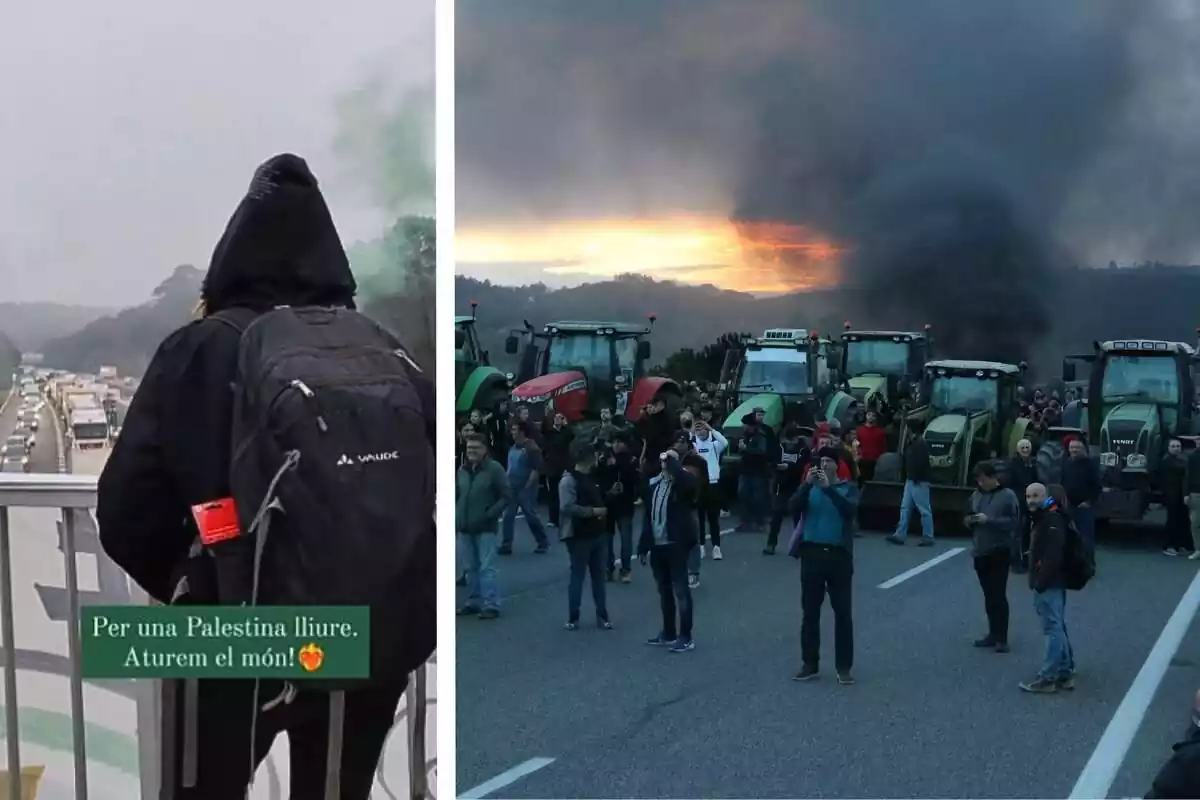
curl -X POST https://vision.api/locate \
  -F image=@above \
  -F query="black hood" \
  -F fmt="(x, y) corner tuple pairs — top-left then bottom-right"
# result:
(202, 153), (357, 313)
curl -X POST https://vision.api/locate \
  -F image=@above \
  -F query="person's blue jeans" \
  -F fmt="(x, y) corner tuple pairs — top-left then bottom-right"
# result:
(1033, 588), (1075, 680)
(502, 483), (549, 548)
(567, 536), (609, 622)
(458, 532), (500, 610)
(606, 514), (634, 572)
(739, 474), (770, 527)
(1070, 504), (1096, 557)
(894, 480), (934, 539)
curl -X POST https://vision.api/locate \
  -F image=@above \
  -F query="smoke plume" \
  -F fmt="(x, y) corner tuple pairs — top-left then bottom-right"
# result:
(458, 0), (1200, 366)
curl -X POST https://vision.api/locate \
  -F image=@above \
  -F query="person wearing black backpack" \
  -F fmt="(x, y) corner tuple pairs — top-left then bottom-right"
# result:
(96, 154), (436, 800)
(1018, 482), (1077, 694)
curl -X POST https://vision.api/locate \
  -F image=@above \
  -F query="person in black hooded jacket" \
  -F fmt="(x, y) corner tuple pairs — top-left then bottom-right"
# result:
(96, 154), (434, 800)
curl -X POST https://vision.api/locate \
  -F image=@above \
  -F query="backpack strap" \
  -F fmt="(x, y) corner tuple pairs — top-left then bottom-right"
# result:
(324, 691), (346, 800)
(208, 307), (260, 336)
(409, 666), (429, 800)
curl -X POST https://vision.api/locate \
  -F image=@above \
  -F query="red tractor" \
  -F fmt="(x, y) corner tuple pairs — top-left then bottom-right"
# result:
(504, 316), (681, 428)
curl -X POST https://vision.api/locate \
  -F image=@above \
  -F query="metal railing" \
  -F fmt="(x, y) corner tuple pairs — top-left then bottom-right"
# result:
(0, 472), (434, 800)
(0, 472), (109, 800)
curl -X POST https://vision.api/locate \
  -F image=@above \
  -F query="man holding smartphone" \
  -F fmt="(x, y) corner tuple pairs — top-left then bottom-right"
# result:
(639, 432), (701, 652)
(789, 447), (859, 684)
(965, 462), (1020, 652)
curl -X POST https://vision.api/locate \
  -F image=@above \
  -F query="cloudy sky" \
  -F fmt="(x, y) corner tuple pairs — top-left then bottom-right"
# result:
(0, 0), (432, 306)
(456, 0), (1200, 292)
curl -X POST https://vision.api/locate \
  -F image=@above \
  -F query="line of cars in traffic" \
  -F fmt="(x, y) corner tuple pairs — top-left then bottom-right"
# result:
(1, 376), (45, 473)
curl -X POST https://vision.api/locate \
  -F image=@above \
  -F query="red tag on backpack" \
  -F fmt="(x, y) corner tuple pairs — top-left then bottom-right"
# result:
(191, 498), (241, 545)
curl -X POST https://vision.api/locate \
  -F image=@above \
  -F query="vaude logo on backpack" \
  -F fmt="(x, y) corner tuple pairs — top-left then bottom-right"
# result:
(337, 450), (401, 466)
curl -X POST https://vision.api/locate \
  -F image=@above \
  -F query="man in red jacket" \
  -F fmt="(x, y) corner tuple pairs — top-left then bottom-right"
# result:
(856, 411), (887, 482)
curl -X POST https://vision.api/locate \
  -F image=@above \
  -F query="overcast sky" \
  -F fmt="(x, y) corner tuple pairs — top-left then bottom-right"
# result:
(0, 0), (432, 306)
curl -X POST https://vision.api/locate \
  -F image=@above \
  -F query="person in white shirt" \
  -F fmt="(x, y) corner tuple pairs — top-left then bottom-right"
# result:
(691, 417), (728, 559)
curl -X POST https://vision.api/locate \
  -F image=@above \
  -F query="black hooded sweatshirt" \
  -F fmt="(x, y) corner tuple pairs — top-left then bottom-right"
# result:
(96, 154), (436, 604)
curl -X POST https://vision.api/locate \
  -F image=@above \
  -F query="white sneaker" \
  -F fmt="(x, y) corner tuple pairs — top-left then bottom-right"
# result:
(720, 510), (731, 518)
(712, 546), (724, 560)
(1190, 550), (1200, 561)
(687, 574), (700, 589)
(700, 544), (707, 559)
(1165, 548), (1179, 557)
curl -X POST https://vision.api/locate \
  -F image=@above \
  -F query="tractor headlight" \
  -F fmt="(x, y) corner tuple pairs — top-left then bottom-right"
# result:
(1126, 453), (1147, 469)
(1100, 452), (1120, 467)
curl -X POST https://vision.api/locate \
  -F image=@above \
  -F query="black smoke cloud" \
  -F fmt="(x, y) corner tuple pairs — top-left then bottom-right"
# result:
(458, 1), (1200, 366)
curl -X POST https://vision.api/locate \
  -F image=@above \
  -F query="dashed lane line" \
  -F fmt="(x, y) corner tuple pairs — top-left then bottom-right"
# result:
(1069, 569), (1200, 799)
(876, 546), (967, 589)
(460, 757), (556, 799)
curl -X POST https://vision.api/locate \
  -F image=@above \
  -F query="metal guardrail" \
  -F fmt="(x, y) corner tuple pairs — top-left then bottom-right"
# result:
(0, 472), (104, 800)
(0, 471), (434, 800)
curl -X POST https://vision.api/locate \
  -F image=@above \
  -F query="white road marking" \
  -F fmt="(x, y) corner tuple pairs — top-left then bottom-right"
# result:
(1069, 569), (1200, 800)
(461, 757), (556, 799)
(877, 547), (966, 589)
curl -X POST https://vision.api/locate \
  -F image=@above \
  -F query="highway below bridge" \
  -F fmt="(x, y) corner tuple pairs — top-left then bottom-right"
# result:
(1, 386), (436, 799)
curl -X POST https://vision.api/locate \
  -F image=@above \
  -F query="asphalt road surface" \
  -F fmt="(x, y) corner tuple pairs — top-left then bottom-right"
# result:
(457, 509), (1200, 799)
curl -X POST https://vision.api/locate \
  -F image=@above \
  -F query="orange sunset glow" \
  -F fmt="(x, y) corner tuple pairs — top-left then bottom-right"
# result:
(456, 215), (845, 293)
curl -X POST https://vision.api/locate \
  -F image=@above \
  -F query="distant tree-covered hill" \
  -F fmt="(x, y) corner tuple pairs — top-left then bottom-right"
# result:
(40, 216), (436, 377)
(41, 264), (204, 375)
(457, 264), (1200, 380)
(0, 302), (117, 353)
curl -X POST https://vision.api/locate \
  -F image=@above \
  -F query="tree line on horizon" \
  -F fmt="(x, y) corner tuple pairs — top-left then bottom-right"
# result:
(458, 264), (1200, 381)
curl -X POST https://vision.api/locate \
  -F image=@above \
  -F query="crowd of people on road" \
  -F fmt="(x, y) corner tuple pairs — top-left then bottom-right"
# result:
(455, 393), (1108, 692)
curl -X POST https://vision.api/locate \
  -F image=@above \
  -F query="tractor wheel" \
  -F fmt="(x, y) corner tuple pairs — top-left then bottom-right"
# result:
(872, 452), (902, 483)
(857, 451), (902, 532)
(1036, 440), (1065, 487)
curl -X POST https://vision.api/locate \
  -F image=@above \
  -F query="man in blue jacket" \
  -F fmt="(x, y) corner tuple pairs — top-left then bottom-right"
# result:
(790, 447), (859, 684)
(639, 431), (700, 653)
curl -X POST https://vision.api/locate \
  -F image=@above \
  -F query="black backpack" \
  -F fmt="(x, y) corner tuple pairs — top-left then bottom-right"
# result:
(192, 305), (434, 797)
(1061, 513), (1095, 591)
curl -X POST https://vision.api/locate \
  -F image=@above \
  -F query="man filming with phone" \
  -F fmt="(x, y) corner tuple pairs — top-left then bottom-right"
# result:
(790, 447), (859, 685)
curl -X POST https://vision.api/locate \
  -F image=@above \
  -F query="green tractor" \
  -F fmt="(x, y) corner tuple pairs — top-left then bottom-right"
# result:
(1049, 338), (1200, 523)
(718, 328), (851, 466)
(861, 359), (1031, 529)
(839, 324), (934, 446)
(454, 303), (509, 415)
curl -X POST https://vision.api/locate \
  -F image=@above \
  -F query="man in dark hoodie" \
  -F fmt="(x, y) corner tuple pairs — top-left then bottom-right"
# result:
(965, 462), (1020, 652)
(96, 154), (434, 799)
(598, 433), (639, 582)
(559, 439), (611, 630)
(542, 412), (574, 527)
(887, 421), (935, 546)
(1061, 437), (1100, 559)
(639, 432), (700, 652)
(765, 425), (808, 555)
(737, 411), (772, 532)
(1019, 482), (1076, 694)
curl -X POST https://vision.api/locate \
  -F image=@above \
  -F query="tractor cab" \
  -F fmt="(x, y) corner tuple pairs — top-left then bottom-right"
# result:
(839, 325), (932, 420)
(720, 328), (843, 438)
(505, 318), (659, 423)
(918, 360), (1026, 485)
(454, 316), (486, 388)
(454, 302), (508, 415)
(1054, 339), (1200, 521)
